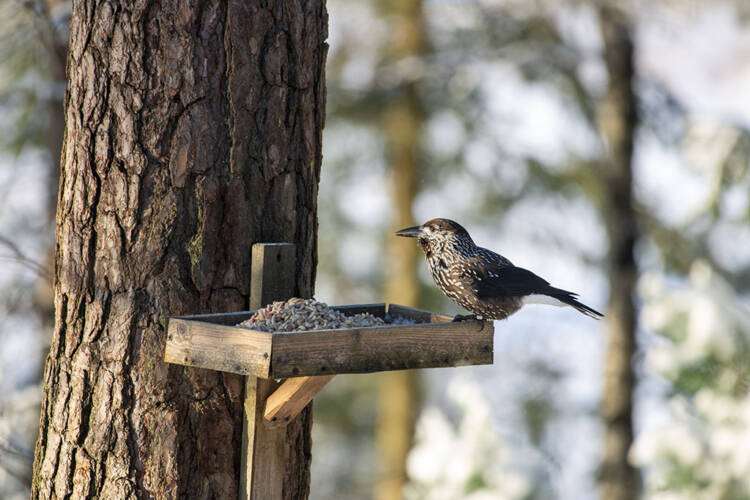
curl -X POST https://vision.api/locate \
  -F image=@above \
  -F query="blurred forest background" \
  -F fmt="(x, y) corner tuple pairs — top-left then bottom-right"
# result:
(1, 1), (750, 499)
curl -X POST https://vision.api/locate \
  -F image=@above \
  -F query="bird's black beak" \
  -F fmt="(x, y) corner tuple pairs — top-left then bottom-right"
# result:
(395, 225), (422, 238)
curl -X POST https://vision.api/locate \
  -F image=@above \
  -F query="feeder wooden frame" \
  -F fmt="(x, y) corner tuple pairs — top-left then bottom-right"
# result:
(163, 243), (494, 499)
(165, 303), (492, 379)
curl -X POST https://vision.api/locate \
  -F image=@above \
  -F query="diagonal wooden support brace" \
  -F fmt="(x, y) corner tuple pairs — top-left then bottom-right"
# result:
(264, 375), (335, 427)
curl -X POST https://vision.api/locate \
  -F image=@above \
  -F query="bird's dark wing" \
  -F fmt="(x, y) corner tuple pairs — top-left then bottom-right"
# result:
(468, 261), (603, 319)
(472, 264), (563, 300)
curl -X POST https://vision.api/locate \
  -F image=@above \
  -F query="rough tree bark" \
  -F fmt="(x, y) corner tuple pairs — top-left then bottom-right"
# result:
(597, 6), (640, 500)
(32, 1), (327, 498)
(376, 1), (425, 499)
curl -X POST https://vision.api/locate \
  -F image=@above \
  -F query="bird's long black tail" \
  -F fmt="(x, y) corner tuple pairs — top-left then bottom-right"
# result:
(546, 288), (603, 319)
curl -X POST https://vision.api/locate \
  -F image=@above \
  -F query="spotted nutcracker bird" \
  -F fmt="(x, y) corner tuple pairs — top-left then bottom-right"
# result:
(396, 218), (603, 320)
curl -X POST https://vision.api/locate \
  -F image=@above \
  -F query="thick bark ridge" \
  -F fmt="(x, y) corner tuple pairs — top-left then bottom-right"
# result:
(32, 1), (327, 498)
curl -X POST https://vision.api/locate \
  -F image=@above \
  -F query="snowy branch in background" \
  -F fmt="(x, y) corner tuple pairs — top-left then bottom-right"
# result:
(405, 375), (533, 500)
(633, 261), (750, 499)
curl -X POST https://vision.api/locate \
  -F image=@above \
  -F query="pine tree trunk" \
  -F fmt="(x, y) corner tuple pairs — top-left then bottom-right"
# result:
(31, 1), (327, 498)
(597, 6), (640, 500)
(376, 1), (424, 499)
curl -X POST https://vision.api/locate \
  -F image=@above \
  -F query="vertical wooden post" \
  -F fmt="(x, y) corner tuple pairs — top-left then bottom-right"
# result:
(240, 243), (296, 500)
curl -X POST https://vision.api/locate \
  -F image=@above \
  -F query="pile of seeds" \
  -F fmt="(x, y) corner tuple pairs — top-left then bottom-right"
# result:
(238, 298), (386, 333)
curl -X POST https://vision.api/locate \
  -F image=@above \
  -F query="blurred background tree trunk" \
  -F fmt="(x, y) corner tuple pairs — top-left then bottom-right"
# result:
(31, 1), (327, 497)
(33, 0), (68, 352)
(376, 1), (425, 499)
(597, 6), (640, 500)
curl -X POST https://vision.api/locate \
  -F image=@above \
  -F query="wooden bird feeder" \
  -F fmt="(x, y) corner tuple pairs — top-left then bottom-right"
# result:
(164, 243), (494, 500)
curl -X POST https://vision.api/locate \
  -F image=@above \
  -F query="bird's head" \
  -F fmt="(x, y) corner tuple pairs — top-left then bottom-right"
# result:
(395, 218), (474, 256)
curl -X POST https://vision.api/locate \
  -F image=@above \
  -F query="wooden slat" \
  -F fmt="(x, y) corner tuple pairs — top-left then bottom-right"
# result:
(269, 321), (493, 378)
(387, 303), (455, 323)
(241, 242), (297, 500)
(250, 243), (296, 310)
(263, 375), (335, 427)
(241, 377), (284, 500)
(173, 310), (256, 326)
(164, 319), (272, 377)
